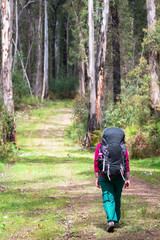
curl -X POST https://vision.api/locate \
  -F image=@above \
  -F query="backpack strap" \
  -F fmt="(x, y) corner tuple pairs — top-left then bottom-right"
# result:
(102, 144), (109, 172)
(120, 164), (126, 181)
(107, 164), (111, 181)
(120, 143), (126, 162)
(120, 143), (127, 181)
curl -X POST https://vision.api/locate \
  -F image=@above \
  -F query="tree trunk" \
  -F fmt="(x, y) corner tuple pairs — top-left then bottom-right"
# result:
(111, 1), (121, 103)
(42, 0), (49, 101)
(146, 0), (160, 106)
(66, 13), (69, 78)
(1, 0), (16, 143)
(95, 0), (110, 125)
(79, 61), (85, 96)
(35, 0), (42, 100)
(26, 2), (33, 83)
(85, 0), (97, 146)
(12, 0), (18, 72)
(52, 16), (56, 79)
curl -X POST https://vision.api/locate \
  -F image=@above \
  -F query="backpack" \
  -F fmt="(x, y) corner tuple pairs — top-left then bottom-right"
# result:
(98, 127), (127, 180)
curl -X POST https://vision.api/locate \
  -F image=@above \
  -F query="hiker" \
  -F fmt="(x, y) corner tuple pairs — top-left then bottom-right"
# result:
(94, 127), (130, 232)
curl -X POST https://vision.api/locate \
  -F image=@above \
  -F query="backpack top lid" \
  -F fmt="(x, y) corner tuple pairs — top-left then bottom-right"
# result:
(102, 127), (125, 145)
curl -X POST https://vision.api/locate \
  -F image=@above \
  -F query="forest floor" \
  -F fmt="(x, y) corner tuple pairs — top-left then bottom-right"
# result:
(0, 100), (160, 240)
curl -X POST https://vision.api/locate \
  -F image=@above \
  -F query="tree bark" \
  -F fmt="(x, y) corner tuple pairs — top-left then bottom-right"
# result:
(1, 0), (16, 143)
(146, 0), (160, 106)
(1, 0), (14, 114)
(111, 1), (121, 103)
(95, 0), (110, 125)
(12, 0), (18, 72)
(86, 0), (97, 141)
(42, 0), (49, 101)
(79, 61), (85, 96)
(66, 13), (69, 78)
(35, 0), (42, 100)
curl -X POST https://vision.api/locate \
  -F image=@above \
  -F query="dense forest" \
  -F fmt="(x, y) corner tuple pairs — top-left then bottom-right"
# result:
(0, 0), (160, 158)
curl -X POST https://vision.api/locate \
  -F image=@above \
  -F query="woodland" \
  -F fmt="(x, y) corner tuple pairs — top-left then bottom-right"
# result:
(0, 0), (160, 157)
(0, 1), (160, 239)
(0, 0), (160, 158)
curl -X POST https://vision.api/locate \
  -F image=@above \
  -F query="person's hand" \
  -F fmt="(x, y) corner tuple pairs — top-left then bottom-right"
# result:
(96, 178), (100, 188)
(124, 179), (130, 189)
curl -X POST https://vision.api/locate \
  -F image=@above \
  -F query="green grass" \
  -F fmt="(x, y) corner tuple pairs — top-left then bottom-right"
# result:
(0, 99), (160, 239)
(130, 157), (160, 185)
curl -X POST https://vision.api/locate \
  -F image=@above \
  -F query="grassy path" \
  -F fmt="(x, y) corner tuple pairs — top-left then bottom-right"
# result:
(0, 100), (160, 240)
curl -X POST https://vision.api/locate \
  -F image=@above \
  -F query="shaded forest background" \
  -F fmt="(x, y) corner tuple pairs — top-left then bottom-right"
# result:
(0, 0), (160, 159)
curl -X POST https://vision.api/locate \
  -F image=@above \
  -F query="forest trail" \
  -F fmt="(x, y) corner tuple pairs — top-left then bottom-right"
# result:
(2, 101), (159, 240)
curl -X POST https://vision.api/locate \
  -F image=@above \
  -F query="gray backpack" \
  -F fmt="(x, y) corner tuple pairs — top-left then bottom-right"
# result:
(98, 127), (127, 180)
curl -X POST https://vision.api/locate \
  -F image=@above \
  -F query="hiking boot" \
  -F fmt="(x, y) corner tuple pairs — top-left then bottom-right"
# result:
(107, 221), (115, 232)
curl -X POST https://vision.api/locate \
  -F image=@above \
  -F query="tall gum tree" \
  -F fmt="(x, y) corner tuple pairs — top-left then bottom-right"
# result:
(88, 0), (97, 132)
(42, 0), (49, 101)
(1, 0), (16, 143)
(110, 0), (121, 103)
(146, 0), (160, 107)
(84, 0), (97, 146)
(95, 0), (110, 125)
(35, 0), (42, 100)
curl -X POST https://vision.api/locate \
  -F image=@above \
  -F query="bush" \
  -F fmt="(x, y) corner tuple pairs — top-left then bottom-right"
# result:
(102, 57), (160, 158)
(66, 94), (89, 144)
(51, 74), (79, 98)
(103, 57), (151, 129)
(12, 70), (30, 109)
(0, 107), (18, 162)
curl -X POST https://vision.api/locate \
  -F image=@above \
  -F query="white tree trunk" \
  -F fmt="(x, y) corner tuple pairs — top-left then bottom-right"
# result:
(1, 0), (14, 114)
(12, 0), (18, 72)
(42, 0), (49, 101)
(96, 0), (110, 125)
(79, 61), (85, 96)
(146, 0), (160, 106)
(88, 0), (97, 132)
(35, 0), (42, 100)
(1, 0), (17, 144)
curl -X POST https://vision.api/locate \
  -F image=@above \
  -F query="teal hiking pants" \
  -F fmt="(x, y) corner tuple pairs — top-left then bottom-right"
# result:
(99, 176), (125, 223)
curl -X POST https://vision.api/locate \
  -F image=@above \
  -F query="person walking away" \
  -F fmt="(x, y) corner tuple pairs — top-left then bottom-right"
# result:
(94, 127), (130, 232)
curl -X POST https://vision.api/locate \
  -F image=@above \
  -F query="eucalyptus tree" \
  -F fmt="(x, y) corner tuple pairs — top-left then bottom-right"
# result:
(87, 0), (97, 138)
(1, 0), (16, 143)
(110, 0), (121, 103)
(42, 0), (49, 101)
(95, 0), (110, 124)
(146, 0), (160, 107)
(35, 0), (42, 99)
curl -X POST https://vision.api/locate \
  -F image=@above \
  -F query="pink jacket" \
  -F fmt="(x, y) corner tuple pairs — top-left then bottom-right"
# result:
(94, 142), (130, 173)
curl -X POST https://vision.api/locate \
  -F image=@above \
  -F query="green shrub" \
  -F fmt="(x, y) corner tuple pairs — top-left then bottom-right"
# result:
(66, 94), (89, 144)
(52, 75), (79, 98)
(12, 70), (30, 109)
(103, 57), (151, 129)
(143, 19), (160, 52)
(0, 107), (18, 162)
(102, 57), (160, 158)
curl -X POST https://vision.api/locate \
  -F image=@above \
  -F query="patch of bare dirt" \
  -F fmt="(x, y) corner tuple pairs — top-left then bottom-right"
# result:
(110, 229), (160, 240)
(123, 175), (160, 207)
